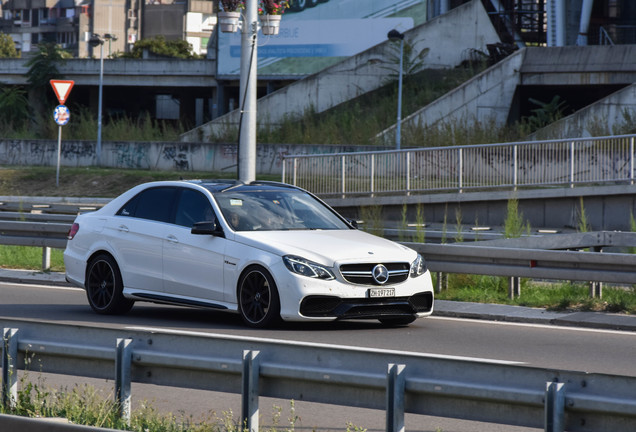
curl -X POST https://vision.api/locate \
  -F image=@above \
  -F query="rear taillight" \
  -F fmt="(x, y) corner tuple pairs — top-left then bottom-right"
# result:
(67, 223), (79, 240)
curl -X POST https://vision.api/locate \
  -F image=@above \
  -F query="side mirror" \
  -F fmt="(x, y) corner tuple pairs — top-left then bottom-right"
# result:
(191, 220), (224, 237)
(346, 218), (359, 229)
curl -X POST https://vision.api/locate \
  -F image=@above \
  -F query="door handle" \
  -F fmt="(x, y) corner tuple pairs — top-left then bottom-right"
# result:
(166, 234), (179, 243)
(118, 225), (129, 233)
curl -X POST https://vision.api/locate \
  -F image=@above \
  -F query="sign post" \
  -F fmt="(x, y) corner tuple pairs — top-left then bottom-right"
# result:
(50, 80), (74, 187)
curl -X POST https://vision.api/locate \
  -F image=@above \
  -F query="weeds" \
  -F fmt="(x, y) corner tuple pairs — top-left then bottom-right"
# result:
(359, 205), (384, 237)
(4, 376), (322, 432)
(436, 277), (636, 314)
(577, 196), (590, 232)
(413, 203), (426, 243)
(504, 196), (529, 238)
(454, 207), (463, 243)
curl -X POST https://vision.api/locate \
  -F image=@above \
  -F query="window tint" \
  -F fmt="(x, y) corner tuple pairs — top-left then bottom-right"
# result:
(116, 187), (178, 223)
(175, 189), (215, 228)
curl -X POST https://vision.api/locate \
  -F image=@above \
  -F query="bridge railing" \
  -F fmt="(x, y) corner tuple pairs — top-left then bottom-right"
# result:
(281, 134), (636, 196)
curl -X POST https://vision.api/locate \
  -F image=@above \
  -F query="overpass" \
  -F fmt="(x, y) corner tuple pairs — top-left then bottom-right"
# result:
(0, 58), (218, 124)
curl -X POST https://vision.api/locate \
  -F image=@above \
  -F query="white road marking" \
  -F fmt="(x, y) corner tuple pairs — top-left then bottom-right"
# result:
(430, 316), (636, 336)
(0, 281), (83, 292)
(126, 325), (526, 365)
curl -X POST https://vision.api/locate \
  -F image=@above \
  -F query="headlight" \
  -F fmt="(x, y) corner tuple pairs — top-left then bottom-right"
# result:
(283, 255), (335, 280)
(410, 254), (427, 278)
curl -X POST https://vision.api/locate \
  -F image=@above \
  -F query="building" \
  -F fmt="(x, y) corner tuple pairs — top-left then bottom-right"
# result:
(0, 0), (216, 57)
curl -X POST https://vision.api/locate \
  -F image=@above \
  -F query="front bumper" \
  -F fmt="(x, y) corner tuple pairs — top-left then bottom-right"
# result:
(300, 292), (433, 320)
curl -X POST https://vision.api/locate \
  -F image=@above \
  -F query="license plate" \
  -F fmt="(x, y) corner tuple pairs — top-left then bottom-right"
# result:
(369, 288), (395, 298)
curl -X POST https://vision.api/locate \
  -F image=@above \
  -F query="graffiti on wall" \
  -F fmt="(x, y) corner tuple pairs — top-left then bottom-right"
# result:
(114, 143), (148, 169)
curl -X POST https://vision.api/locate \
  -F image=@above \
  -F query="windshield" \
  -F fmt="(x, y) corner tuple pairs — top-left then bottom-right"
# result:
(213, 189), (351, 231)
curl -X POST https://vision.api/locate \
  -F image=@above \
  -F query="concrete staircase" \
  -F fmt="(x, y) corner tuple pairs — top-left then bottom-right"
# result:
(180, 0), (501, 142)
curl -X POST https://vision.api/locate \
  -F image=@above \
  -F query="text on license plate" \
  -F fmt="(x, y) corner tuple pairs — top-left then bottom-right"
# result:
(369, 288), (395, 298)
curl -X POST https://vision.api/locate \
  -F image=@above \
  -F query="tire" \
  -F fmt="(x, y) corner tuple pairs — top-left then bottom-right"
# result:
(237, 266), (281, 328)
(85, 254), (134, 315)
(307, 0), (319, 6)
(379, 316), (417, 327)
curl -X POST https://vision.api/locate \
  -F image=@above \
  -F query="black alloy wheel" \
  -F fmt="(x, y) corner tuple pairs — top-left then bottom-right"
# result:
(238, 266), (281, 328)
(86, 254), (134, 315)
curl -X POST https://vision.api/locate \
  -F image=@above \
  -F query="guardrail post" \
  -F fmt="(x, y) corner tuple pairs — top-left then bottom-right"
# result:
(589, 281), (602, 298)
(41, 247), (51, 271)
(435, 272), (447, 293)
(2, 328), (18, 411)
(508, 277), (520, 299)
(242, 350), (260, 432)
(115, 338), (133, 425)
(544, 381), (565, 432)
(386, 363), (406, 432)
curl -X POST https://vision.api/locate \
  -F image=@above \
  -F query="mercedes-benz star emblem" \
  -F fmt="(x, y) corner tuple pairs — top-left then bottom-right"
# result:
(372, 264), (389, 285)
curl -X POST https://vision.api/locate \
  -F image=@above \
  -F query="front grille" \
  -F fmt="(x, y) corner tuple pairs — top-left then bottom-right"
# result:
(339, 262), (409, 286)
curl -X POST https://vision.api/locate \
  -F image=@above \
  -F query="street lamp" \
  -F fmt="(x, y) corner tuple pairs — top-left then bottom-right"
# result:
(89, 33), (116, 165)
(387, 29), (404, 150)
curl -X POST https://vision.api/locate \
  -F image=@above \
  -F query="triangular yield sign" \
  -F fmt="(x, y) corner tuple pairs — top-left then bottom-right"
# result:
(50, 80), (75, 104)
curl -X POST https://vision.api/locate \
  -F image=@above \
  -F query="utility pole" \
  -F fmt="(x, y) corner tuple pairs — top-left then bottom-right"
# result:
(238, 0), (258, 183)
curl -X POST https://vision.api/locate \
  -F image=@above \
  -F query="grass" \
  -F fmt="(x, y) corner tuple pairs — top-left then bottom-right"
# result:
(4, 374), (337, 432)
(0, 246), (65, 272)
(434, 273), (636, 314)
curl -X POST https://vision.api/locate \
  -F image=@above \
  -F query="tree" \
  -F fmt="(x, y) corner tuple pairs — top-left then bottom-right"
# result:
(0, 85), (29, 125)
(0, 33), (18, 58)
(122, 36), (201, 59)
(24, 42), (71, 117)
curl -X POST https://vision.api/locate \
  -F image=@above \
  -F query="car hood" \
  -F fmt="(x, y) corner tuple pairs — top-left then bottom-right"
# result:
(234, 229), (416, 266)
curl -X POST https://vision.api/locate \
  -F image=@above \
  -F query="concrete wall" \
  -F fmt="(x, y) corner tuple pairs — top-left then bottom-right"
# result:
(0, 139), (384, 175)
(180, 0), (501, 142)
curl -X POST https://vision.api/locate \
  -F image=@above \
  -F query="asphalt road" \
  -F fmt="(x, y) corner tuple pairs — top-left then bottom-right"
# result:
(2, 281), (636, 431)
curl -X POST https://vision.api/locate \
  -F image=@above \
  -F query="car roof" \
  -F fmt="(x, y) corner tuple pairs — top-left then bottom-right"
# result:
(185, 180), (302, 194)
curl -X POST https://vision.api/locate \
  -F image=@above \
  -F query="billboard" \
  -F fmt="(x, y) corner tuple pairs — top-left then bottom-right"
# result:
(216, 0), (427, 77)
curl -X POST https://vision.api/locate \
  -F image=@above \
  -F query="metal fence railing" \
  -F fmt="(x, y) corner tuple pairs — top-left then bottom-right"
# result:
(281, 134), (636, 197)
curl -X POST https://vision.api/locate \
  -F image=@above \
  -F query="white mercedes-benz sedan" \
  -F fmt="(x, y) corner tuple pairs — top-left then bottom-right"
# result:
(64, 180), (434, 327)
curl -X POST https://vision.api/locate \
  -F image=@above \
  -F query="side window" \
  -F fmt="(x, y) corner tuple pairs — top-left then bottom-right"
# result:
(175, 189), (215, 228)
(116, 187), (178, 223)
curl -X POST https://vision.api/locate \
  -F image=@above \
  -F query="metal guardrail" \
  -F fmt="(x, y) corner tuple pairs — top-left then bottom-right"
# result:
(0, 198), (106, 270)
(0, 212), (74, 270)
(281, 134), (636, 196)
(2, 320), (636, 432)
(413, 242), (636, 284)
